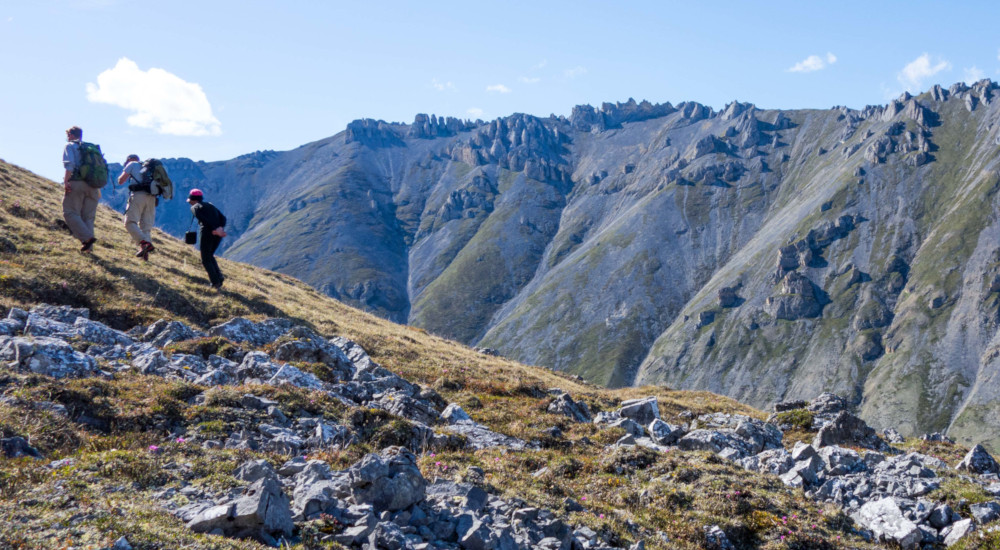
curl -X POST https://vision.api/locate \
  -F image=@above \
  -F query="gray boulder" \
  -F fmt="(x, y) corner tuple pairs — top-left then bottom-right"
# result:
(703, 525), (735, 550)
(648, 419), (685, 445)
(209, 317), (296, 347)
(970, 501), (1000, 524)
(292, 477), (351, 521)
(956, 444), (1000, 475)
(22, 314), (72, 337)
(187, 477), (293, 544)
(808, 392), (847, 415)
(813, 411), (889, 451)
(883, 427), (905, 444)
(547, 393), (592, 423)
(368, 521), (414, 550)
(0, 336), (100, 378)
(943, 518), (975, 546)
(617, 397), (660, 425)
(235, 351), (281, 382)
(850, 497), (921, 549)
(349, 447), (426, 513)
(928, 504), (958, 529)
(817, 445), (865, 476)
(266, 363), (326, 391)
(233, 459), (277, 483)
(57, 318), (133, 348)
(29, 304), (89, 324)
(441, 403), (472, 423)
(272, 326), (354, 380)
(143, 319), (203, 348)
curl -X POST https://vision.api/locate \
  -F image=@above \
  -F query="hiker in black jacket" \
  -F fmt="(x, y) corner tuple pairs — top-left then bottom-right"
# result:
(186, 189), (227, 290)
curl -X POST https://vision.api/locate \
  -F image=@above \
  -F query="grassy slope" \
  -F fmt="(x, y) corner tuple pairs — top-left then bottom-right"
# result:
(0, 158), (979, 549)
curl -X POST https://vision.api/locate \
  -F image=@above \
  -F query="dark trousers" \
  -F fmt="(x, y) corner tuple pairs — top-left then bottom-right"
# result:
(200, 231), (224, 286)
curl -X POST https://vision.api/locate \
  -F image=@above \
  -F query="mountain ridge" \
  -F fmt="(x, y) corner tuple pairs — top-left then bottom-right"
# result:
(100, 80), (1000, 449)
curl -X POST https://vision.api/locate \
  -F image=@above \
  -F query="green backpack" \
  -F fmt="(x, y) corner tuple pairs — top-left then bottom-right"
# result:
(75, 142), (109, 188)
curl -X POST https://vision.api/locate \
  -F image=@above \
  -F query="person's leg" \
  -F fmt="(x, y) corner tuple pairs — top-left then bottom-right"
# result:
(81, 186), (100, 242)
(139, 194), (155, 244)
(62, 180), (92, 243)
(124, 194), (144, 244)
(200, 233), (223, 286)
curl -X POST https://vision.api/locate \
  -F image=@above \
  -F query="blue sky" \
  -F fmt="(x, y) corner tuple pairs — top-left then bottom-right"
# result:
(2, 0), (999, 182)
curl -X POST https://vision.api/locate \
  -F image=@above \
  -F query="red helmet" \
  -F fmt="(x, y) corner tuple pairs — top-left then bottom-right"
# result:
(188, 189), (204, 199)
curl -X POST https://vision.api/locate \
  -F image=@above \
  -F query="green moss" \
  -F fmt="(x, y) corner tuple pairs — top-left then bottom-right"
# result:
(773, 409), (815, 430)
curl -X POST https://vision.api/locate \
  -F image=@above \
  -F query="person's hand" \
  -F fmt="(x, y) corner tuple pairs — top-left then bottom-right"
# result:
(64, 181), (72, 193)
(212, 228), (227, 237)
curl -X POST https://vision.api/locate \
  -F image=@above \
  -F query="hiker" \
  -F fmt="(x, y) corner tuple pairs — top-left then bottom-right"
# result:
(186, 189), (227, 289)
(117, 154), (156, 260)
(62, 126), (102, 252)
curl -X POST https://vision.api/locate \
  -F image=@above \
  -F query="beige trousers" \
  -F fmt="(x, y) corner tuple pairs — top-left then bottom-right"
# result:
(124, 191), (156, 244)
(62, 180), (100, 243)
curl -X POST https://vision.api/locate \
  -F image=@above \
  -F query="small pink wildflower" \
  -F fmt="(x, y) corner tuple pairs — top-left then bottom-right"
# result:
(175, 437), (186, 443)
(581, 496), (587, 501)
(148, 445), (159, 452)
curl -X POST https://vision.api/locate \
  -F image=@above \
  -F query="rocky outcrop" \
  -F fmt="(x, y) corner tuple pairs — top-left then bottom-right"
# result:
(765, 272), (825, 320)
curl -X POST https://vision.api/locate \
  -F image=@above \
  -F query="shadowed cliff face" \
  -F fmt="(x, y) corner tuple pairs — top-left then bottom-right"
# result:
(101, 83), (1000, 448)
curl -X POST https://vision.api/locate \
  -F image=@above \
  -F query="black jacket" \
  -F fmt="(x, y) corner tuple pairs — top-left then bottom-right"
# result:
(191, 201), (226, 232)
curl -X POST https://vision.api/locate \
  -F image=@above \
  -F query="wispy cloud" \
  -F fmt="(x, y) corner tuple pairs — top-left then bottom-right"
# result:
(86, 58), (221, 136)
(964, 66), (985, 84)
(564, 66), (587, 78)
(533, 60), (547, 70)
(486, 84), (511, 94)
(467, 107), (484, 118)
(897, 53), (951, 92)
(518, 76), (541, 84)
(431, 78), (455, 92)
(788, 52), (837, 73)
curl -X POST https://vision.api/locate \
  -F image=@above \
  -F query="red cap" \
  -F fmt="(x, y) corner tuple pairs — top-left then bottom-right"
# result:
(188, 189), (204, 198)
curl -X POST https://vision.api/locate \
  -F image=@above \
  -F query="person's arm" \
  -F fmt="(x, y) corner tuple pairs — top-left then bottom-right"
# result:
(62, 143), (77, 191)
(117, 162), (134, 185)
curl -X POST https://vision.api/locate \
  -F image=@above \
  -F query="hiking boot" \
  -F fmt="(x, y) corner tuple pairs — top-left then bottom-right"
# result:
(135, 241), (154, 259)
(80, 238), (96, 253)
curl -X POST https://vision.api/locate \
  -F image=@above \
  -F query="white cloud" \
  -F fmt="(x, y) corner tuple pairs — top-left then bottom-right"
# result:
(467, 107), (484, 118)
(788, 52), (837, 73)
(431, 78), (455, 91)
(86, 58), (220, 136)
(533, 60), (547, 70)
(964, 66), (985, 84)
(897, 53), (951, 92)
(486, 84), (511, 94)
(518, 76), (541, 84)
(564, 66), (587, 78)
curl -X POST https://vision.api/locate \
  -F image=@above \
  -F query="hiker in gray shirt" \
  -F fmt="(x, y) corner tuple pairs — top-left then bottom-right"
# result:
(62, 126), (99, 252)
(117, 155), (157, 260)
